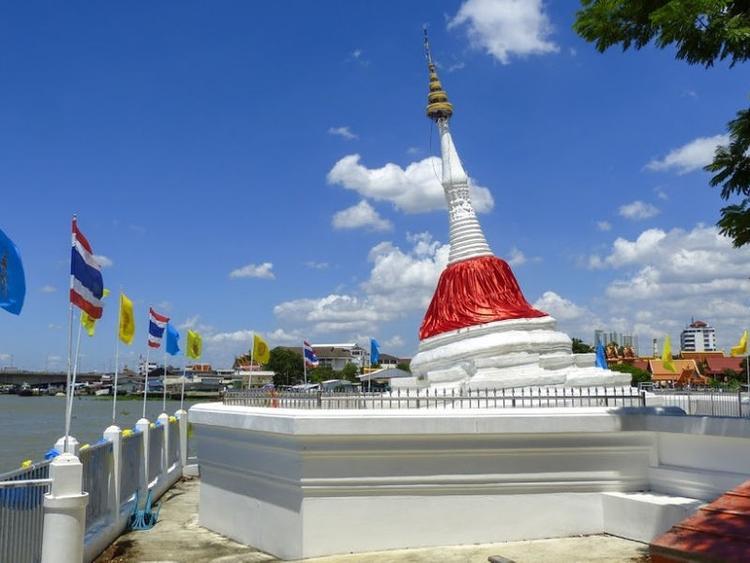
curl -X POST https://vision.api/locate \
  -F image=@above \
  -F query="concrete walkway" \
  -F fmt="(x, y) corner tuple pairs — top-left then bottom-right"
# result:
(97, 479), (650, 563)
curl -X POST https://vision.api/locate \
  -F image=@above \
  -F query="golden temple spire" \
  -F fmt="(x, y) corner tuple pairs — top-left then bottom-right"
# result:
(423, 27), (453, 121)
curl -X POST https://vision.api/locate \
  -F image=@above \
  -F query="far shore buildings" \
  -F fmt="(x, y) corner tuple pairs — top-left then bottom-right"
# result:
(680, 319), (717, 352)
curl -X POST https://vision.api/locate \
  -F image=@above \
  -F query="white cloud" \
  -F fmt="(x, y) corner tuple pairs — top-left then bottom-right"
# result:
(305, 261), (329, 270)
(206, 329), (255, 344)
(507, 247), (527, 266)
(229, 262), (275, 280)
(654, 186), (669, 201)
(448, 0), (559, 64)
(646, 134), (729, 174)
(596, 221), (612, 232)
(332, 200), (392, 232)
(0, 353), (10, 362)
(533, 291), (589, 321)
(266, 328), (305, 345)
(328, 126), (358, 140)
(384, 335), (405, 349)
(579, 224), (750, 348)
(406, 147), (421, 156)
(327, 154), (494, 214)
(619, 200), (660, 221)
(274, 232), (449, 335)
(40, 285), (57, 293)
(94, 255), (113, 268)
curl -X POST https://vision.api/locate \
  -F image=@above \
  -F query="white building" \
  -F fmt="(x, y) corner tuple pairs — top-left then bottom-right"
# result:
(680, 320), (717, 352)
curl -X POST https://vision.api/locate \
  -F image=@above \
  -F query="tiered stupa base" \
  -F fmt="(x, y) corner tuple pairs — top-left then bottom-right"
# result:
(399, 316), (630, 390)
(399, 256), (630, 390)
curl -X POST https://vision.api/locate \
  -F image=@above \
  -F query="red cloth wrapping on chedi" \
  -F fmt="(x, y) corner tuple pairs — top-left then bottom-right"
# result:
(419, 255), (547, 340)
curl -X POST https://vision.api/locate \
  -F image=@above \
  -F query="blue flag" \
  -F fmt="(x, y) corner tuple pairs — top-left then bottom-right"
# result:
(166, 323), (180, 356)
(595, 342), (608, 369)
(0, 228), (26, 315)
(370, 338), (380, 365)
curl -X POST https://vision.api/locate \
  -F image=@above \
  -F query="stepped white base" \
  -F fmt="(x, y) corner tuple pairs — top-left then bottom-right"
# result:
(404, 316), (630, 389)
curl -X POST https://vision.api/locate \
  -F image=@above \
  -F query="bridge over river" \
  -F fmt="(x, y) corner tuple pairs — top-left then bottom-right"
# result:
(0, 370), (103, 386)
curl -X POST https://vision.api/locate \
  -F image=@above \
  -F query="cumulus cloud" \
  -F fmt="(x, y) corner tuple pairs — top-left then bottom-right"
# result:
(646, 134), (729, 174)
(579, 224), (750, 348)
(448, 0), (559, 64)
(327, 154), (494, 214)
(328, 126), (358, 140)
(332, 200), (392, 231)
(229, 262), (275, 280)
(619, 201), (660, 221)
(94, 255), (113, 268)
(596, 221), (612, 232)
(274, 232), (449, 335)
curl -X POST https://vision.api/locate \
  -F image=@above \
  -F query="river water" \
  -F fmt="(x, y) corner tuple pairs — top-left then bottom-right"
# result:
(0, 395), (208, 474)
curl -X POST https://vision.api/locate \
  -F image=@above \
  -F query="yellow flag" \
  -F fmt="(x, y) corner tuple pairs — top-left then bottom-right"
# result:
(81, 289), (110, 336)
(118, 293), (135, 345)
(253, 334), (270, 364)
(661, 335), (676, 373)
(731, 330), (748, 357)
(187, 330), (202, 360)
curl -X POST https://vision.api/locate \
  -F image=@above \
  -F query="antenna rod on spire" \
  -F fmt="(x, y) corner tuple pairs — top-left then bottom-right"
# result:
(423, 25), (433, 64)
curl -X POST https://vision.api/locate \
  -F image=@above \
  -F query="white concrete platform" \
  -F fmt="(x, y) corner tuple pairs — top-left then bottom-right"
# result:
(189, 404), (750, 560)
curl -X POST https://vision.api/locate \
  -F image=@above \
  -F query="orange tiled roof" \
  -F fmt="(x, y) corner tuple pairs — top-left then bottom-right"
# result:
(648, 359), (700, 377)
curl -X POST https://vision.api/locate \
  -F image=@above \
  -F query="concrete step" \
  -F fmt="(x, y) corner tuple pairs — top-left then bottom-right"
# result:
(602, 491), (703, 543)
(650, 479), (750, 562)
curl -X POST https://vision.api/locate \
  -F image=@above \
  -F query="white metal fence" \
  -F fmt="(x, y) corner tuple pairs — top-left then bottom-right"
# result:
(648, 388), (749, 418)
(0, 412), (190, 563)
(224, 386), (647, 410)
(0, 460), (51, 563)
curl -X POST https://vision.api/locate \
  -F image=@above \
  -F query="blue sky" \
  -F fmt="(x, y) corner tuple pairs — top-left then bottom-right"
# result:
(2, 0), (749, 371)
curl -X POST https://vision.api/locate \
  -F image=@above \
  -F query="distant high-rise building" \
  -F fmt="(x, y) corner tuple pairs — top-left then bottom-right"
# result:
(593, 329), (639, 354)
(680, 320), (717, 352)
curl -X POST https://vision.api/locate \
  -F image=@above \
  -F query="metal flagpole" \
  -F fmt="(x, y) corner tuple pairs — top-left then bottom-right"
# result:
(112, 327), (120, 423)
(162, 346), (167, 413)
(63, 216), (76, 453)
(303, 341), (307, 385)
(67, 312), (84, 426)
(142, 346), (150, 419)
(180, 360), (187, 411)
(249, 332), (254, 388)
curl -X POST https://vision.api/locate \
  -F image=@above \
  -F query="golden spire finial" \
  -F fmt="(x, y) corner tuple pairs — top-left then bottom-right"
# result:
(423, 26), (453, 121)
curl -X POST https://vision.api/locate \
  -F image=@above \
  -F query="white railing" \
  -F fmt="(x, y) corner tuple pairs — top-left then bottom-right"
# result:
(0, 461), (51, 563)
(646, 387), (748, 418)
(0, 409), (192, 563)
(224, 386), (647, 410)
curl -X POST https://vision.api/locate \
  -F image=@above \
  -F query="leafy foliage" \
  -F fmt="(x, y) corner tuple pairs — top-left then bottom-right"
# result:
(571, 338), (594, 353)
(340, 362), (360, 382)
(608, 362), (651, 386)
(574, 1), (750, 246)
(266, 347), (304, 387)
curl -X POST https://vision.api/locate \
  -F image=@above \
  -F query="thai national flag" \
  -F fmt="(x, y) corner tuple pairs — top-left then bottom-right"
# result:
(303, 340), (319, 367)
(70, 218), (104, 319)
(148, 308), (170, 348)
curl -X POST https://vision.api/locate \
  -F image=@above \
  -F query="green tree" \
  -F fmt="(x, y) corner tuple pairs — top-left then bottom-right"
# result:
(396, 362), (411, 373)
(266, 347), (304, 387)
(571, 338), (594, 353)
(574, 1), (750, 246)
(340, 362), (360, 382)
(609, 363), (651, 386)
(307, 366), (336, 383)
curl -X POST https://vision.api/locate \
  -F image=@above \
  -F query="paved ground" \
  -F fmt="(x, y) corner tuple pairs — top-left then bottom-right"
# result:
(97, 479), (651, 563)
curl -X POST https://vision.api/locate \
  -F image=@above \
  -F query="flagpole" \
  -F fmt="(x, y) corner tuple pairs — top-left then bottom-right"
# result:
(63, 216), (76, 453)
(112, 329), (120, 424)
(250, 331), (254, 389)
(180, 359), (187, 411)
(142, 346), (150, 419)
(303, 341), (307, 385)
(162, 346), (167, 413)
(67, 311), (84, 426)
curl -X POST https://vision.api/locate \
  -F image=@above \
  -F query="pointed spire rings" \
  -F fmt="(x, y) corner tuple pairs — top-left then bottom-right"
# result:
(423, 26), (453, 121)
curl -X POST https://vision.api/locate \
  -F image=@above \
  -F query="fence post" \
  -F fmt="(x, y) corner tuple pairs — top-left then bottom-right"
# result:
(40, 453), (88, 563)
(157, 413), (169, 479)
(136, 418), (150, 489)
(54, 435), (80, 456)
(103, 425), (122, 523)
(176, 409), (188, 468)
